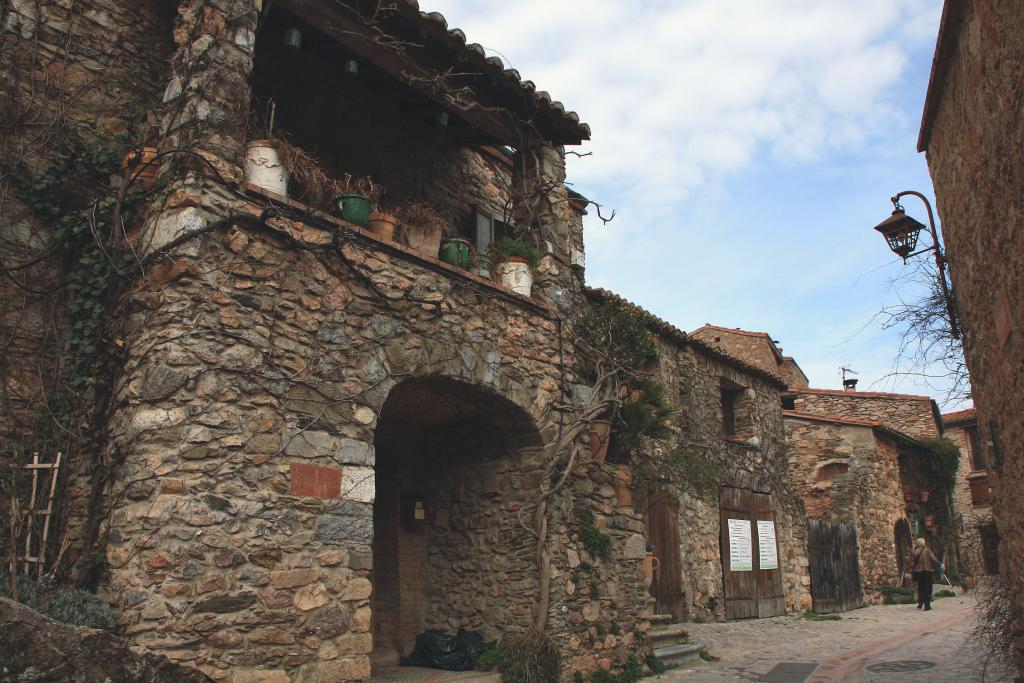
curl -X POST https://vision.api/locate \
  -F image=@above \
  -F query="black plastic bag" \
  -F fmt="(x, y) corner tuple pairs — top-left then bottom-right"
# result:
(400, 629), (486, 671)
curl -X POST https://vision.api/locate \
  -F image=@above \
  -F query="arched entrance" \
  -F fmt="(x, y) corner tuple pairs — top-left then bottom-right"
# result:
(369, 377), (543, 669)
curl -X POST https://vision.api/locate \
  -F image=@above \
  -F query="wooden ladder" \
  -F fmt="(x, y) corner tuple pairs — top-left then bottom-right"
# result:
(18, 452), (62, 578)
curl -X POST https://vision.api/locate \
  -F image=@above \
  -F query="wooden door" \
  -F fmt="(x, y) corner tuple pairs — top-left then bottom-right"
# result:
(646, 491), (685, 619)
(894, 518), (913, 584)
(719, 487), (786, 619)
(808, 519), (864, 614)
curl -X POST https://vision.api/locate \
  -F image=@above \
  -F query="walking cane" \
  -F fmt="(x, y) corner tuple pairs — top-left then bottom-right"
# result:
(937, 552), (963, 605)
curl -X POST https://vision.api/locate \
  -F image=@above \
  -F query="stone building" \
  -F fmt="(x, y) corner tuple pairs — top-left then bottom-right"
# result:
(784, 411), (941, 602)
(588, 291), (812, 623)
(689, 325), (809, 390)
(944, 409), (998, 578)
(790, 388), (942, 440)
(917, 0), (1024, 672)
(0, 1), (662, 680)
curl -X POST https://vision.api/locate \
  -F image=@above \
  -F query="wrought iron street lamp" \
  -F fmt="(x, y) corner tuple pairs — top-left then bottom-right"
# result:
(871, 190), (960, 338)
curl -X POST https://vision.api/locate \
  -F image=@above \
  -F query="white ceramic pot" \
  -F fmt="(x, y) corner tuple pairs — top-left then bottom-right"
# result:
(244, 140), (287, 196)
(495, 256), (533, 297)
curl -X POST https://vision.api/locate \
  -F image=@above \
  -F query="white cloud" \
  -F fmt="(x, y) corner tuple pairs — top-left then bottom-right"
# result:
(423, 0), (952, 404)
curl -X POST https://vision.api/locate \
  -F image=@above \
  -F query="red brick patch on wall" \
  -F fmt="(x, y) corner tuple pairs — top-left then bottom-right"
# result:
(290, 462), (342, 499)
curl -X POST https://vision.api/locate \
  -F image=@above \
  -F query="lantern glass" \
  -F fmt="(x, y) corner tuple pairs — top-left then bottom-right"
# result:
(872, 209), (924, 259)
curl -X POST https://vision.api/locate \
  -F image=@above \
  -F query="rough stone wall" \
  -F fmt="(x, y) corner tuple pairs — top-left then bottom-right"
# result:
(921, 0), (1024, 671)
(779, 358), (809, 390)
(101, 211), (647, 680)
(689, 327), (781, 378)
(647, 339), (811, 620)
(792, 390), (940, 440)
(0, 0), (176, 546)
(946, 419), (995, 576)
(784, 418), (904, 599)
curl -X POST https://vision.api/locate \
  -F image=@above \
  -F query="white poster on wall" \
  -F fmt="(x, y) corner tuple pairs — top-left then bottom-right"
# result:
(757, 520), (779, 570)
(728, 518), (753, 571)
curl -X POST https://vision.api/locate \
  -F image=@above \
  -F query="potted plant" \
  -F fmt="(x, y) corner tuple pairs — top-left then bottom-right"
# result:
(275, 138), (336, 208)
(245, 100), (287, 197)
(331, 174), (381, 228)
(493, 236), (540, 297)
(470, 251), (494, 279)
(121, 146), (159, 189)
(395, 202), (448, 257)
(368, 207), (399, 242)
(439, 234), (473, 269)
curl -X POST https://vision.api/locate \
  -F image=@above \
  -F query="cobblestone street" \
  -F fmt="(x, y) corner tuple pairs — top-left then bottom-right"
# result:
(659, 596), (1016, 682)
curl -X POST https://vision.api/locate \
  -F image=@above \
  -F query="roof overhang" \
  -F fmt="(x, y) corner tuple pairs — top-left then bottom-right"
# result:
(277, 0), (590, 147)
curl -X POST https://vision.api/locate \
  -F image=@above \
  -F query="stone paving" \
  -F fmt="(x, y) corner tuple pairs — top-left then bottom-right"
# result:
(656, 594), (1017, 682)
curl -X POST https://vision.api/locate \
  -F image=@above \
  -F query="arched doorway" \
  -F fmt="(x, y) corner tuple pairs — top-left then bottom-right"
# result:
(370, 377), (543, 669)
(895, 518), (913, 584)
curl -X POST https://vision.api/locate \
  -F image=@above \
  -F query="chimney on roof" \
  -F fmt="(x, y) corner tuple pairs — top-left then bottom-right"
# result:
(843, 378), (859, 391)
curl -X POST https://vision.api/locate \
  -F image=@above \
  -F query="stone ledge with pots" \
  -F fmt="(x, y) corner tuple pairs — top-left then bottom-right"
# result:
(242, 184), (554, 318)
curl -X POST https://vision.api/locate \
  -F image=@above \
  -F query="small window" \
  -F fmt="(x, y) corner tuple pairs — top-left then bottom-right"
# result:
(969, 475), (992, 507)
(966, 426), (986, 471)
(781, 395), (796, 410)
(720, 379), (744, 436)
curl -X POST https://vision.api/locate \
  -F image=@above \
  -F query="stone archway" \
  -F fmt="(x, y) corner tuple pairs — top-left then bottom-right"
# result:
(368, 377), (544, 669)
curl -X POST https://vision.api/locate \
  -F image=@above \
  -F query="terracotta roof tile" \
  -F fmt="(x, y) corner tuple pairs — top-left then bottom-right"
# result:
(794, 387), (934, 402)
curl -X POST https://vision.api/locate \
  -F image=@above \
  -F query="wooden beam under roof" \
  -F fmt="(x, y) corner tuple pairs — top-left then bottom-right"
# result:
(278, 0), (527, 147)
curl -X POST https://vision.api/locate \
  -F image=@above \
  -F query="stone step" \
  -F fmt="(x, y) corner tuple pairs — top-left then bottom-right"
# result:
(652, 642), (704, 666)
(649, 613), (674, 625)
(648, 623), (690, 648)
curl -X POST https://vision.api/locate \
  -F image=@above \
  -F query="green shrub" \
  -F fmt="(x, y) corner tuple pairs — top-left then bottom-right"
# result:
(879, 585), (917, 605)
(576, 508), (612, 561)
(477, 633), (560, 683)
(493, 237), (541, 267)
(590, 656), (644, 683)
(0, 574), (116, 631)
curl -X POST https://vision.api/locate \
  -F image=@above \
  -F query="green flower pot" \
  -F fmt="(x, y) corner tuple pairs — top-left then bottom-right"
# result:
(333, 194), (370, 227)
(439, 237), (472, 269)
(472, 254), (494, 279)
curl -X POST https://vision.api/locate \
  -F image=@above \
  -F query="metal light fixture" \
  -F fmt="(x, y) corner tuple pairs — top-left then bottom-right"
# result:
(283, 27), (302, 53)
(872, 191), (960, 338)
(432, 109), (450, 128)
(872, 208), (925, 260)
(343, 59), (359, 77)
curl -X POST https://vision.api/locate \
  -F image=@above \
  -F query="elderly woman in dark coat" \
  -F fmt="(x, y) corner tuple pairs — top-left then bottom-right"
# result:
(909, 537), (940, 610)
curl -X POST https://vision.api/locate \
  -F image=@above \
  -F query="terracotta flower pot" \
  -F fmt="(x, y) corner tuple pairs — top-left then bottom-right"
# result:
(403, 221), (445, 257)
(367, 212), (398, 241)
(920, 491), (930, 502)
(121, 147), (159, 189)
(640, 551), (660, 593)
(588, 419), (612, 462)
(615, 464), (632, 507)
(965, 576), (976, 590)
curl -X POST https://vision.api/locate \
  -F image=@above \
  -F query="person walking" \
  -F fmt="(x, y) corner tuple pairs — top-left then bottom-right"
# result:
(909, 538), (939, 610)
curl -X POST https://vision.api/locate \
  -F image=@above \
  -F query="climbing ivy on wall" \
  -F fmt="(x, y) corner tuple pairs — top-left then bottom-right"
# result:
(7, 134), (131, 432)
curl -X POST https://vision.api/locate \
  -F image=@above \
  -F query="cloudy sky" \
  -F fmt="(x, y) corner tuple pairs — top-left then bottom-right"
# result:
(425, 0), (961, 407)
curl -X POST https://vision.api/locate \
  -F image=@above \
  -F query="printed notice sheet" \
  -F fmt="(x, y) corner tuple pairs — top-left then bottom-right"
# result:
(757, 520), (779, 569)
(728, 518), (753, 571)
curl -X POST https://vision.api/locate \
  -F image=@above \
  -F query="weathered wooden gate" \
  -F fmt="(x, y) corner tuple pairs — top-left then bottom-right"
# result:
(719, 487), (786, 619)
(808, 519), (864, 614)
(646, 491), (685, 619)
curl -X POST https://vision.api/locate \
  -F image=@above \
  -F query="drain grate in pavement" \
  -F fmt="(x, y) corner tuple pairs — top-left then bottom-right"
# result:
(865, 660), (936, 673)
(756, 662), (820, 683)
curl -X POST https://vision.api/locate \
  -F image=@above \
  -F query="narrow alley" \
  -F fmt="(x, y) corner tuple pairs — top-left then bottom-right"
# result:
(662, 596), (1015, 683)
